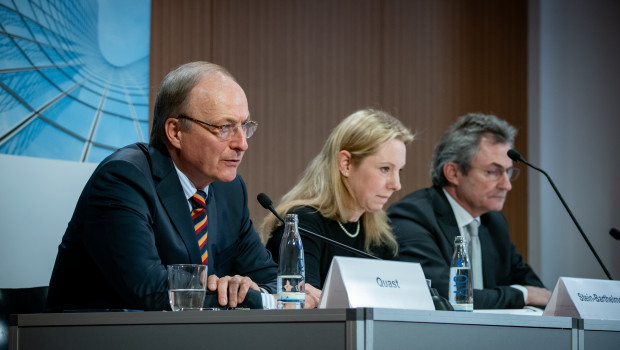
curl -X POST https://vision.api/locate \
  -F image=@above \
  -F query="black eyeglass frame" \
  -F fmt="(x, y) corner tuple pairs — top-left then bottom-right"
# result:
(176, 115), (258, 141)
(473, 166), (521, 181)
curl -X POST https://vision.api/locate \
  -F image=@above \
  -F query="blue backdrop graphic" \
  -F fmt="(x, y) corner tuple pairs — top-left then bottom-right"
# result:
(0, 0), (150, 163)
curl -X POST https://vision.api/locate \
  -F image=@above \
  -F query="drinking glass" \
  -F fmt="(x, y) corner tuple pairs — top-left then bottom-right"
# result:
(167, 264), (207, 311)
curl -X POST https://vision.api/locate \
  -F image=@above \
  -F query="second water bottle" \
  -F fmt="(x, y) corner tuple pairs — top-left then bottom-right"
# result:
(449, 235), (473, 311)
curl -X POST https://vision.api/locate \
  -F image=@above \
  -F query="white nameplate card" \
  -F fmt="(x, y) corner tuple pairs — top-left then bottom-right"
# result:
(543, 277), (620, 320)
(318, 256), (434, 310)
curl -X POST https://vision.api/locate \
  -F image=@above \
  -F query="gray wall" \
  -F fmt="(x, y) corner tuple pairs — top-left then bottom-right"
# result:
(528, 0), (620, 288)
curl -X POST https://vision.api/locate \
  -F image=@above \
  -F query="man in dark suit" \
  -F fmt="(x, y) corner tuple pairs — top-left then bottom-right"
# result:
(388, 113), (551, 309)
(46, 62), (316, 311)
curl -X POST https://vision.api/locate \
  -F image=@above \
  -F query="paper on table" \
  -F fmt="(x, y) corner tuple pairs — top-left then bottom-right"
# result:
(473, 306), (544, 316)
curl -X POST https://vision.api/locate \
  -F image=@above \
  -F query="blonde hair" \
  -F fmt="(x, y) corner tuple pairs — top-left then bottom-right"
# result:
(259, 109), (414, 255)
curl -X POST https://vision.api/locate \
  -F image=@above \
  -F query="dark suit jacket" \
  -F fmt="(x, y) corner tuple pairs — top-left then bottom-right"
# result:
(387, 186), (544, 309)
(46, 143), (277, 311)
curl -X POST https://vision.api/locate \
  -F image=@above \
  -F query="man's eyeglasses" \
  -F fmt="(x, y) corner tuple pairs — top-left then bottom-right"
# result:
(177, 115), (258, 141)
(475, 166), (520, 181)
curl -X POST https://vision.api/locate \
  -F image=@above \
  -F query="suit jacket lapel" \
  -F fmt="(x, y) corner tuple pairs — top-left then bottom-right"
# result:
(149, 145), (201, 264)
(431, 187), (461, 253)
(477, 217), (495, 286)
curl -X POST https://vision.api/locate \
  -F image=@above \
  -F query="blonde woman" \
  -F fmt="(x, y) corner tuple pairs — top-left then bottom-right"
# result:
(260, 109), (414, 289)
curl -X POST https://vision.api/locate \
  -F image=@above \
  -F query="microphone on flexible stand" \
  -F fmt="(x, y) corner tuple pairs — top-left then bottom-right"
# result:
(610, 228), (620, 241)
(257, 193), (380, 260)
(507, 149), (613, 280)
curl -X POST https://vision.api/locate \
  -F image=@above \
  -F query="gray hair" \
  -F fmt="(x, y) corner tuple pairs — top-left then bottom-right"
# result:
(150, 61), (236, 150)
(430, 113), (517, 187)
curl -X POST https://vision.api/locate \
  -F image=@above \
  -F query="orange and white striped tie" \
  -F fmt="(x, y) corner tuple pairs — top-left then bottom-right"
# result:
(190, 190), (208, 264)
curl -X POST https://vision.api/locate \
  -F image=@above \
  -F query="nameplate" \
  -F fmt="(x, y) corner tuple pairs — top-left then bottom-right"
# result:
(318, 256), (434, 310)
(543, 277), (620, 320)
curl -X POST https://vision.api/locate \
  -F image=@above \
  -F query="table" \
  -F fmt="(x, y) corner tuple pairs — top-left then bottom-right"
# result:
(9, 309), (619, 350)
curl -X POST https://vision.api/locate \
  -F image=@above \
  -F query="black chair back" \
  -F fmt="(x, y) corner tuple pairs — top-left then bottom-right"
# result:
(0, 286), (49, 350)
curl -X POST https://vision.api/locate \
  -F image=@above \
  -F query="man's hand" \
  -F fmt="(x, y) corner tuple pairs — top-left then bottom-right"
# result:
(525, 285), (552, 307)
(207, 274), (260, 307)
(304, 283), (322, 309)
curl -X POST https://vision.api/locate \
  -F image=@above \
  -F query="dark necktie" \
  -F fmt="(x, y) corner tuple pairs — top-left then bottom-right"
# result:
(190, 190), (208, 265)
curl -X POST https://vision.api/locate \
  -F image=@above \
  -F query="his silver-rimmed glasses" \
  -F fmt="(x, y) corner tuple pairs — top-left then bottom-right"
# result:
(177, 115), (258, 141)
(474, 166), (520, 181)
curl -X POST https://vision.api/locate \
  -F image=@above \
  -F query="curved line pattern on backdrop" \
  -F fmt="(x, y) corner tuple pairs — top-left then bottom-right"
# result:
(0, 0), (150, 163)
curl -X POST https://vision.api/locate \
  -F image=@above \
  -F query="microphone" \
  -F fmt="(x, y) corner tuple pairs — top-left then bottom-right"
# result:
(507, 149), (613, 280)
(610, 228), (620, 241)
(257, 193), (380, 260)
(257, 193), (285, 223)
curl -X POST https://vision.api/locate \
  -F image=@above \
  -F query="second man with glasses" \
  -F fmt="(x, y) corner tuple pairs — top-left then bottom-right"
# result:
(388, 113), (551, 310)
